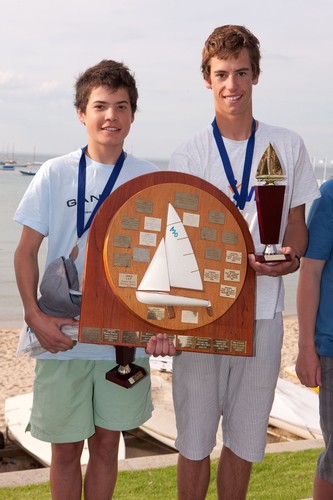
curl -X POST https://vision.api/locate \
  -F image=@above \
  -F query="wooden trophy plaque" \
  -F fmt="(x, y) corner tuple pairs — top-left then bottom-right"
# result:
(79, 171), (256, 356)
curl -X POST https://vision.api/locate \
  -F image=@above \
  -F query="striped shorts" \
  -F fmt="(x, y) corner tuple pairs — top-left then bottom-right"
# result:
(172, 313), (283, 462)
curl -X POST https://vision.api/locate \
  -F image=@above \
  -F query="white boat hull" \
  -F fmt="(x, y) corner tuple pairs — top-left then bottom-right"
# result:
(136, 290), (211, 308)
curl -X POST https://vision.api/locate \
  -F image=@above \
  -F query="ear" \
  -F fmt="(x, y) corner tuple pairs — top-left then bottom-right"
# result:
(131, 113), (135, 124)
(77, 109), (86, 125)
(252, 74), (259, 86)
(204, 79), (212, 89)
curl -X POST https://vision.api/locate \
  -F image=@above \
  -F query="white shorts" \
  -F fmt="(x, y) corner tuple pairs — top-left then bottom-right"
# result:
(172, 313), (283, 462)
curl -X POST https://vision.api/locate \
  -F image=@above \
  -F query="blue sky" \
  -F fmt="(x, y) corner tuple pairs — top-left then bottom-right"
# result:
(1, 0), (332, 164)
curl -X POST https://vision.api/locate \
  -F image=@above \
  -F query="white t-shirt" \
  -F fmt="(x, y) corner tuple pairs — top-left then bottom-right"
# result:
(14, 148), (159, 360)
(169, 121), (320, 319)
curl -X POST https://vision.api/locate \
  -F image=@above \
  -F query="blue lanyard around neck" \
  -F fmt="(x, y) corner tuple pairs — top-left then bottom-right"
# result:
(77, 145), (125, 238)
(212, 118), (256, 210)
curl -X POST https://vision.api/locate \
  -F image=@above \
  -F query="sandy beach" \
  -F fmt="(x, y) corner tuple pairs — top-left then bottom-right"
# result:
(0, 315), (300, 435)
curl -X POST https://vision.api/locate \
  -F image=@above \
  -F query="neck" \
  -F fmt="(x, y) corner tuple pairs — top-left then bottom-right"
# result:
(85, 144), (124, 165)
(215, 115), (255, 141)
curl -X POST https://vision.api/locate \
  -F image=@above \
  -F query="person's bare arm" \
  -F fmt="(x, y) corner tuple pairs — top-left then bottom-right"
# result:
(14, 226), (77, 353)
(296, 257), (324, 388)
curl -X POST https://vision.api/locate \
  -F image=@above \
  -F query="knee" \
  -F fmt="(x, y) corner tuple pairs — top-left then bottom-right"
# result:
(88, 429), (120, 464)
(52, 441), (84, 466)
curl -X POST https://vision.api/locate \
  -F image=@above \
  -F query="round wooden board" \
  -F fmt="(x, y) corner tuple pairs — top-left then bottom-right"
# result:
(103, 182), (248, 331)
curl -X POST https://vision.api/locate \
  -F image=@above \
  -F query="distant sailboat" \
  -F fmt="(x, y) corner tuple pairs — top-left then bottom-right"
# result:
(136, 203), (212, 313)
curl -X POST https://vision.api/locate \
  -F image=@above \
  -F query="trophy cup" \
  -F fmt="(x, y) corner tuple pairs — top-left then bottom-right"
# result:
(105, 346), (147, 389)
(255, 144), (291, 263)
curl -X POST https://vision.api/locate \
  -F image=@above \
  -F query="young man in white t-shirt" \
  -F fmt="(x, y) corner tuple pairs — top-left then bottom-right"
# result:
(168, 25), (320, 500)
(14, 60), (172, 499)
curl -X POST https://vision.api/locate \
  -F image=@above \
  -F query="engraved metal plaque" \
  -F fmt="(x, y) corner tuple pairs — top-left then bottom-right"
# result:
(174, 192), (199, 211)
(208, 210), (225, 225)
(201, 227), (217, 241)
(222, 232), (238, 245)
(136, 200), (153, 214)
(205, 247), (222, 261)
(114, 234), (132, 248)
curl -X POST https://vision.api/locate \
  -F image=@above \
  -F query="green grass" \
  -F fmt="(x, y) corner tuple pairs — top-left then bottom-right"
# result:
(0, 448), (321, 499)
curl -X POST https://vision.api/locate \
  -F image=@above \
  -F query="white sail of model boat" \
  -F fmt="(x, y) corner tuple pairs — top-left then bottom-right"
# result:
(136, 203), (211, 309)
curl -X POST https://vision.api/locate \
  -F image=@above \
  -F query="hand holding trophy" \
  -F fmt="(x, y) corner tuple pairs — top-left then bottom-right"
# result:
(255, 144), (291, 263)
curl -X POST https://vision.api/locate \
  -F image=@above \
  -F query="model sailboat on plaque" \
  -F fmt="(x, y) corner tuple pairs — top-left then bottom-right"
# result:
(136, 203), (212, 316)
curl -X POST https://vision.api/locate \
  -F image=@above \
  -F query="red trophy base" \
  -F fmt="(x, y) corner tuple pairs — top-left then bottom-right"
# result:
(105, 346), (147, 389)
(255, 185), (291, 263)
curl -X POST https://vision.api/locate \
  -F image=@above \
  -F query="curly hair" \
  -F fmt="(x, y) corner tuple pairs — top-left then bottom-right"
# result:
(201, 25), (261, 81)
(74, 60), (138, 114)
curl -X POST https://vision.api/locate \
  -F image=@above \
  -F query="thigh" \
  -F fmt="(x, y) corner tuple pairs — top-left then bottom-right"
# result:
(31, 359), (96, 443)
(223, 314), (284, 462)
(93, 358), (153, 431)
(172, 351), (229, 460)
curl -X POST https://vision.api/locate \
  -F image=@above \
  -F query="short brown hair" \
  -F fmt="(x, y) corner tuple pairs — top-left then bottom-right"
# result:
(74, 60), (138, 114)
(201, 25), (261, 81)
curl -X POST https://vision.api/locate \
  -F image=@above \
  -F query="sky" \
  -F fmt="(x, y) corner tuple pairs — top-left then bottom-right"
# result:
(1, 0), (332, 165)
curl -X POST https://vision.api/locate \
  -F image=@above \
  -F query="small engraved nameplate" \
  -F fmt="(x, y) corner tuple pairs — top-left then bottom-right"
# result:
(144, 217), (162, 232)
(205, 247), (222, 261)
(201, 227), (217, 241)
(139, 232), (157, 246)
(147, 307), (165, 321)
(222, 232), (238, 245)
(174, 192), (199, 211)
(140, 332), (156, 345)
(183, 212), (200, 227)
(208, 210), (225, 225)
(136, 200), (153, 214)
(177, 335), (194, 349)
(195, 337), (212, 350)
(114, 234), (131, 248)
(213, 339), (230, 352)
(113, 253), (131, 267)
(118, 273), (137, 288)
(122, 331), (140, 344)
(220, 285), (237, 299)
(133, 247), (151, 263)
(121, 216), (140, 230)
(204, 268), (221, 283)
(102, 329), (121, 342)
(224, 269), (241, 282)
(82, 327), (101, 342)
(231, 340), (247, 354)
(181, 310), (199, 324)
(226, 250), (242, 264)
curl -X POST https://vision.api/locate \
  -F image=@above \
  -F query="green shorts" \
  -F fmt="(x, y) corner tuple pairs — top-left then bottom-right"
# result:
(30, 358), (153, 443)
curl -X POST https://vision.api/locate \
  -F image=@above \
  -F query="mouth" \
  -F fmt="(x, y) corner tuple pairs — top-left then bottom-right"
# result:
(224, 95), (242, 102)
(102, 126), (120, 132)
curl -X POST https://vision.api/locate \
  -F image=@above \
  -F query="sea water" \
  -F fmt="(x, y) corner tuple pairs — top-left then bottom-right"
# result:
(0, 154), (329, 329)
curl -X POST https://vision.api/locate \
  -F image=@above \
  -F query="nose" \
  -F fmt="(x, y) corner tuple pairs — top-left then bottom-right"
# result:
(105, 107), (116, 120)
(226, 74), (238, 91)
